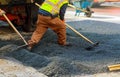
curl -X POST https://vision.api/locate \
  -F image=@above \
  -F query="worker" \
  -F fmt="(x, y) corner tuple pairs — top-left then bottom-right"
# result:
(28, 0), (71, 50)
(73, 0), (81, 16)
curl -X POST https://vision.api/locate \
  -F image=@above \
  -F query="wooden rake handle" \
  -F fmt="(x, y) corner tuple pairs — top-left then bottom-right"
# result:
(2, 14), (28, 45)
(66, 23), (95, 45)
(68, 4), (88, 13)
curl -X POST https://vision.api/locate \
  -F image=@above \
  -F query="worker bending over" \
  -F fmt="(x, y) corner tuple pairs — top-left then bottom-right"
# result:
(28, 0), (71, 50)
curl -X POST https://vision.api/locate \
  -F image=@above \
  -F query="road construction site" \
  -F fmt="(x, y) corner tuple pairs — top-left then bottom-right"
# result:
(0, 5), (120, 77)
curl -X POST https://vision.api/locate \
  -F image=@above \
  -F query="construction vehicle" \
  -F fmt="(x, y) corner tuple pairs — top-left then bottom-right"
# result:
(0, 0), (43, 32)
(1, 0), (119, 31)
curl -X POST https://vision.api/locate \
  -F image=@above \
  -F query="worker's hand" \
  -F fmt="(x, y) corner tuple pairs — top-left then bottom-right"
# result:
(0, 9), (5, 16)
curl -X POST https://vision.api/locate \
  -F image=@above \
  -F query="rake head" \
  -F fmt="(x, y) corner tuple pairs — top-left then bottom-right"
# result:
(85, 42), (99, 51)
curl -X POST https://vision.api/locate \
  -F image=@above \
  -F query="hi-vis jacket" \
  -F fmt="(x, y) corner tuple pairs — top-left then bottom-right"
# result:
(40, 0), (68, 15)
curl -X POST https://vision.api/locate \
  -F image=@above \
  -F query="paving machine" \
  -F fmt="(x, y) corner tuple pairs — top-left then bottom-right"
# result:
(0, 0), (43, 32)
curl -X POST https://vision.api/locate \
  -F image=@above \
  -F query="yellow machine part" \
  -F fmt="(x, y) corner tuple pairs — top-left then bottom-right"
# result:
(0, 0), (9, 5)
(26, 0), (31, 3)
(0, 0), (32, 5)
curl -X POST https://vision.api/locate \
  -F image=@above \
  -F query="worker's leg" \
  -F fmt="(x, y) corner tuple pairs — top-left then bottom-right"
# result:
(28, 15), (48, 47)
(78, 10), (81, 16)
(48, 17), (67, 45)
(75, 10), (77, 16)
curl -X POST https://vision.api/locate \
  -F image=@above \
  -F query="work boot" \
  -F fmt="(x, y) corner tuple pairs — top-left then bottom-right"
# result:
(27, 46), (32, 51)
(27, 40), (36, 51)
(60, 42), (72, 47)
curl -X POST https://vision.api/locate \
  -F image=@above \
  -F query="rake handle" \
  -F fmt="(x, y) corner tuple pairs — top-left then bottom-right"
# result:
(2, 14), (28, 45)
(68, 4), (88, 13)
(66, 23), (94, 45)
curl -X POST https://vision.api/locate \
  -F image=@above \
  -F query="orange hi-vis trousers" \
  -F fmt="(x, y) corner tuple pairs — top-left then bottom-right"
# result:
(29, 14), (67, 45)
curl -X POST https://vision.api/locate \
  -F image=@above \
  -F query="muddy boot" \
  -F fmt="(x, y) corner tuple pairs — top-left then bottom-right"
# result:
(59, 42), (72, 47)
(27, 40), (36, 51)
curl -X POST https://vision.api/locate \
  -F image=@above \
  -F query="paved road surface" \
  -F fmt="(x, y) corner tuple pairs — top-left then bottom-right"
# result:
(93, 6), (120, 16)
(65, 5), (120, 77)
(66, 6), (120, 24)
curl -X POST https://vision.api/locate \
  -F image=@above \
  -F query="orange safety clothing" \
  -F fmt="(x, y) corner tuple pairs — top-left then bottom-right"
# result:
(29, 14), (67, 45)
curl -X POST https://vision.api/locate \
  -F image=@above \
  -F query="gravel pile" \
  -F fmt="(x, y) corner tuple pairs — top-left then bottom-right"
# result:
(0, 18), (120, 77)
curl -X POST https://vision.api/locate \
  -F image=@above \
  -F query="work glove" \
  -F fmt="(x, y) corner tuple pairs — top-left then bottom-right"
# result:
(0, 9), (5, 16)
